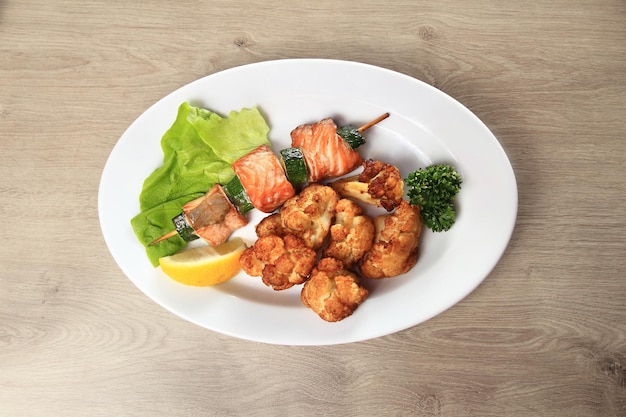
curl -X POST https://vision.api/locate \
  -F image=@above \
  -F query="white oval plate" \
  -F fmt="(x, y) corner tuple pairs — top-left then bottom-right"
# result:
(99, 59), (517, 345)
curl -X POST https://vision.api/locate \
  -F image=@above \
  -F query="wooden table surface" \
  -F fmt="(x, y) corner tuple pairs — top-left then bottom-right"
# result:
(2, 0), (625, 415)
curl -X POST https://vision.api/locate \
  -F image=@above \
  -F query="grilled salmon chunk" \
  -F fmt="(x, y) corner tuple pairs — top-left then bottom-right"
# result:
(182, 184), (248, 246)
(290, 118), (362, 182)
(232, 145), (296, 213)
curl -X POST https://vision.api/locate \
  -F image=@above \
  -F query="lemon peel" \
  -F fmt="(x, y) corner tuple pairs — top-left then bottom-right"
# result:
(159, 238), (246, 286)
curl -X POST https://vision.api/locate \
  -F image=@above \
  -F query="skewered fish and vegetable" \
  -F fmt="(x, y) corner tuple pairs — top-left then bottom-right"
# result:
(147, 113), (390, 250)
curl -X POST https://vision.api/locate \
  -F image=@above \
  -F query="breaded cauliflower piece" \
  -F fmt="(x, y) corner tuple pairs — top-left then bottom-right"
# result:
(323, 199), (375, 269)
(329, 159), (404, 211)
(255, 213), (284, 238)
(239, 234), (316, 291)
(301, 257), (369, 322)
(279, 183), (339, 250)
(359, 201), (423, 279)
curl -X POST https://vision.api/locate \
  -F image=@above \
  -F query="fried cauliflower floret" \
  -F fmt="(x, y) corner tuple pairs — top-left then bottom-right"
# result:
(323, 199), (375, 269)
(239, 234), (316, 291)
(279, 183), (339, 250)
(329, 159), (404, 211)
(359, 201), (423, 279)
(301, 257), (369, 322)
(255, 213), (284, 238)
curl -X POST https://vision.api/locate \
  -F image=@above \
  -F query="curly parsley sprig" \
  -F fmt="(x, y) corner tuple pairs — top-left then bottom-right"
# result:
(405, 164), (463, 232)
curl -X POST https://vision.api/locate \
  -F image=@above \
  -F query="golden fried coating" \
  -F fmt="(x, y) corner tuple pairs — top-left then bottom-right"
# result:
(329, 159), (404, 211)
(239, 234), (316, 291)
(279, 183), (339, 250)
(359, 201), (423, 279)
(255, 213), (284, 238)
(323, 199), (375, 269)
(301, 257), (369, 322)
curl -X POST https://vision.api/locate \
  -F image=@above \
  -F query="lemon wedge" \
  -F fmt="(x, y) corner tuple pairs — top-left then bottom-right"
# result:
(159, 238), (247, 286)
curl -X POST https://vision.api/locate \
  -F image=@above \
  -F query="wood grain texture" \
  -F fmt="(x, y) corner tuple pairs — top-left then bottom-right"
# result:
(1, 0), (625, 416)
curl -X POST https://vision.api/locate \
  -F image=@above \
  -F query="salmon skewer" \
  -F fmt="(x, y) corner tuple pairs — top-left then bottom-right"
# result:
(149, 183), (248, 246)
(149, 113), (390, 248)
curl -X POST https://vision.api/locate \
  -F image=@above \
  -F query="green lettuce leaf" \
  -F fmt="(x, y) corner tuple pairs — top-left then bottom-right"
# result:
(192, 107), (270, 163)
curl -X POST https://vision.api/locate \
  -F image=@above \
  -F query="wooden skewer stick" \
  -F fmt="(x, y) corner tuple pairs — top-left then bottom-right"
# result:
(149, 113), (391, 246)
(358, 112), (390, 132)
(149, 230), (178, 246)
